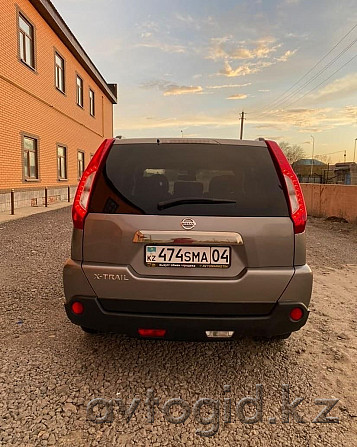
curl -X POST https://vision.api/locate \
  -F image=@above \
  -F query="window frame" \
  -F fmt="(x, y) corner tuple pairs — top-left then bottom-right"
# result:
(57, 144), (68, 181)
(76, 75), (84, 108)
(77, 150), (85, 179)
(54, 50), (66, 94)
(17, 9), (36, 71)
(89, 88), (95, 117)
(21, 133), (40, 182)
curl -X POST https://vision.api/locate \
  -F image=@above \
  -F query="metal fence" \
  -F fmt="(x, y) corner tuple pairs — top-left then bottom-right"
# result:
(0, 185), (77, 215)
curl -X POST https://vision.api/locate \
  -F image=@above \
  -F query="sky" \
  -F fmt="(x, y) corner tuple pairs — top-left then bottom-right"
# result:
(54, 0), (357, 163)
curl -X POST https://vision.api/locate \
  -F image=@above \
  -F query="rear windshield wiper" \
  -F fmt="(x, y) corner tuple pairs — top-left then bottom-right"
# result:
(157, 197), (236, 210)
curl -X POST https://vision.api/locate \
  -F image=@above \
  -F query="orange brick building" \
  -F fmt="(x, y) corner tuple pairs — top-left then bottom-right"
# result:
(0, 0), (117, 200)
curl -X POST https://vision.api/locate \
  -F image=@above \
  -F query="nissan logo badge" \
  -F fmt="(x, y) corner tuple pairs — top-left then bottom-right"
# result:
(181, 218), (196, 230)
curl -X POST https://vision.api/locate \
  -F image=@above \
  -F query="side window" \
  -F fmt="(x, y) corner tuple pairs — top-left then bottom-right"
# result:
(57, 145), (67, 180)
(77, 151), (85, 179)
(55, 52), (65, 93)
(18, 13), (35, 69)
(76, 75), (83, 107)
(23, 136), (38, 179)
(89, 89), (95, 116)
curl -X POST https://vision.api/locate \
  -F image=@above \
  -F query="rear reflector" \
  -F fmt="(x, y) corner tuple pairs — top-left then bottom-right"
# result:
(72, 138), (115, 229)
(71, 301), (84, 315)
(138, 328), (167, 338)
(265, 140), (307, 234)
(290, 307), (303, 321)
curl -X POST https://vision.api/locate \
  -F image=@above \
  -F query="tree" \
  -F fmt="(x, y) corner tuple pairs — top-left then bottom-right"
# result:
(279, 141), (306, 164)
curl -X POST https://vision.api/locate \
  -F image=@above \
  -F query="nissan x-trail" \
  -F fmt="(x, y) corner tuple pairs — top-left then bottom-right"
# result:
(63, 138), (312, 340)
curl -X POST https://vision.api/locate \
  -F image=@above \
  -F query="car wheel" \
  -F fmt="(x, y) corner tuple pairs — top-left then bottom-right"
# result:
(81, 326), (98, 334)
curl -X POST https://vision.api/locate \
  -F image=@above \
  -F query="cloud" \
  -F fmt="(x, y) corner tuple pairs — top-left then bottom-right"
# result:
(135, 42), (186, 53)
(255, 123), (286, 130)
(163, 85), (203, 96)
(219, 61), (259, 77)
(227, 94), (248, 100)
(175, 13), (195, 24)
(137, 20), (160, 35)
(251, 106), (356, 133)
(141, 80), (203, 96)
(276, 49), (298, 62)
(343, 105), (357, 119)
(175, 13), (216, 29)
(115, 111), (244, 131)
(115, 104), (356, 136)
(258, 89), (270, 92)
(207, 83), (251, 89)
(208, 36), (297, 78)
(208, 37), (281, 61)
(310, 74), (357, 103)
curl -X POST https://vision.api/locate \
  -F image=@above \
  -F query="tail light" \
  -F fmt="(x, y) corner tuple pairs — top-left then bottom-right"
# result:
(71, 301), (84, 315)
(138, 328), (167, 338)
(290, 307), (304, 321)
(265, 140), (307, 234)
(72, 138), (115, 229)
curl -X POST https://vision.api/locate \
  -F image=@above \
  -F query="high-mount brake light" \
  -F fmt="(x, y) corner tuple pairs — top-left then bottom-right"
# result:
(72, 138), (115, 229)
(265, 140), (307, 234)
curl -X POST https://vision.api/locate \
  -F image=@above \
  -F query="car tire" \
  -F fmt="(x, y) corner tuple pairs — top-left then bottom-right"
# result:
(81, 326), (98, 334)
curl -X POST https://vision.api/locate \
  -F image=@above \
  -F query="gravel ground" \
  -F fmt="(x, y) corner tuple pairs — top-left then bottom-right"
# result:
(0, 207), (356, 446)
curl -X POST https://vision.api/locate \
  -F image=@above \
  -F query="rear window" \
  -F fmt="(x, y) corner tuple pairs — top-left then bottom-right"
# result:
(88, 143), (289, 217)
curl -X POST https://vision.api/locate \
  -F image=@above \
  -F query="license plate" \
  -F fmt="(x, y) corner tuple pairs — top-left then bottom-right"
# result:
(145, 245), (230, 268)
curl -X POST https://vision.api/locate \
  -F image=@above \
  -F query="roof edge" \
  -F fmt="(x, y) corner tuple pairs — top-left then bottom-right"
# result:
(113, 138), (266, 146)
(29, 0), (117, 104)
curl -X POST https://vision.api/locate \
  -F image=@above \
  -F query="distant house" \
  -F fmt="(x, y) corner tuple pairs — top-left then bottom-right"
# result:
(292, 159), (327, 183)
(292, 159), (357, 185)
(334, 163), (357, 185)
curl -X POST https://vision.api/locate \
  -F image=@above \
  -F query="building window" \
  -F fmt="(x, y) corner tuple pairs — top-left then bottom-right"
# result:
(57, 145), (67, 180)
(76, 75), (83, 107)
(18, 13), (34, 68)
(55, 52), (65, 93)
(89, 89), (95, 116)
(23, 136), (38, 179)
(78, 151), (85, 178)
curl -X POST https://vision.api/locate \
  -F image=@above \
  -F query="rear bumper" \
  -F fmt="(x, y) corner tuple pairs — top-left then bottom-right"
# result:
(64, 297), (309, 340)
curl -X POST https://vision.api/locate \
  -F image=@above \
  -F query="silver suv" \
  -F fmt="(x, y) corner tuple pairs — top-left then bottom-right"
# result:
(63, 138), (312, 340)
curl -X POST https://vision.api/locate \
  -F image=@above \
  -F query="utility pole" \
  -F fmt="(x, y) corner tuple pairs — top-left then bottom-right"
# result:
(239, 111), (245, 140)
(354, 138), (357, 163)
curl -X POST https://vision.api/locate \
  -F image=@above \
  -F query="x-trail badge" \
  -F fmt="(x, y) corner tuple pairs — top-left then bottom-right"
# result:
(181, 217), (196, 230)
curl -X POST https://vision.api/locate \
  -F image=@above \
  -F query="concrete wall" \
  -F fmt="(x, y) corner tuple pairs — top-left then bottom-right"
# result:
(301, 183), (357, 223)
(0, 185), (77, 213)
